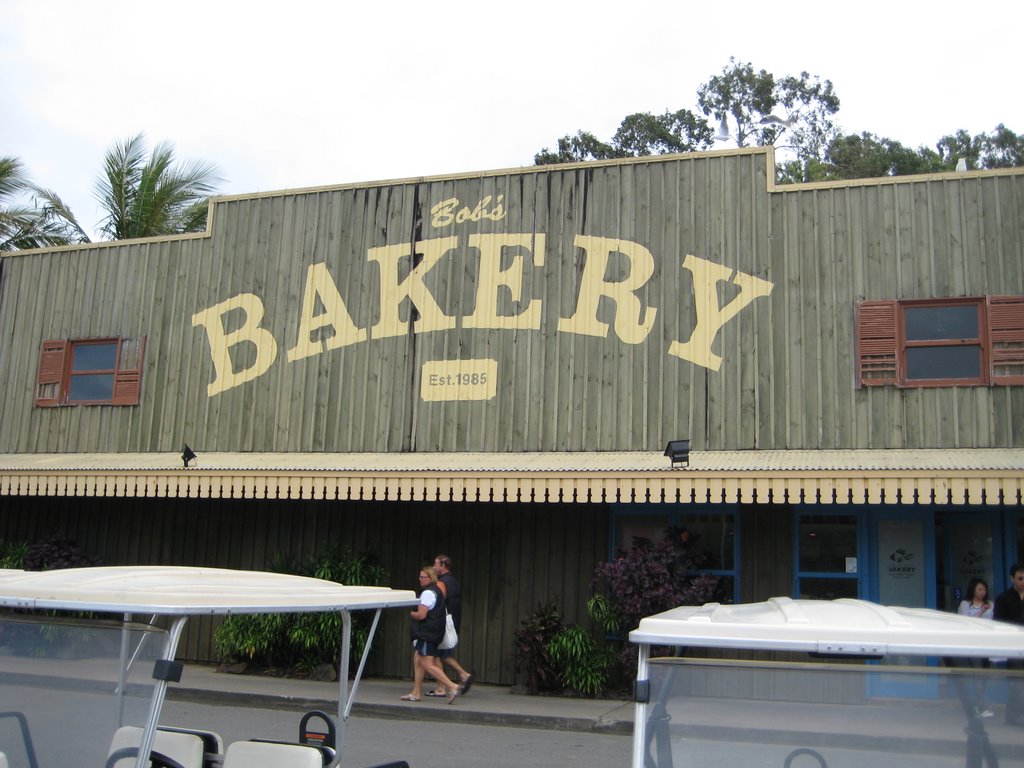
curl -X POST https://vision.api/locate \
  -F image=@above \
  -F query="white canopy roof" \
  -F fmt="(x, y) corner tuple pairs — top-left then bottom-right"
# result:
(0, 566), (419, 615)
(630, 597), (1024, 658)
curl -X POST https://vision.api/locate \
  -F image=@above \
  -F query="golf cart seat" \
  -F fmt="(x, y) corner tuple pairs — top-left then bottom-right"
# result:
(222, 740), (326, 768)
(108, 725), (207, 768)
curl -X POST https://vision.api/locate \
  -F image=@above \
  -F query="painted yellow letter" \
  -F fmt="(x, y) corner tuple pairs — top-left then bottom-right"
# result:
(191, 293), (279, 396)
(368, 237), (458, 338)
(463, 233), (545, 330)
(557, 236), (656, 343)
(668, 254), (773, 371)
(287, 262), (367, 362)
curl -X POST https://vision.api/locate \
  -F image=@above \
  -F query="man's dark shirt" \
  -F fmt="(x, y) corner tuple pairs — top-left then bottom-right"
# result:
(439, 572), (462, 632)
(994, 586), (1024, 626)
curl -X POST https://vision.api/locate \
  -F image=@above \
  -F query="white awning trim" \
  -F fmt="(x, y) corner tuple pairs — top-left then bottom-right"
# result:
(0, 450), (1021, 506)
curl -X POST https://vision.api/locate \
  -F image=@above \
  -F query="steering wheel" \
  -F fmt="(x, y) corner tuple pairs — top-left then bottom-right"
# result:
(105, 746), (187, 768)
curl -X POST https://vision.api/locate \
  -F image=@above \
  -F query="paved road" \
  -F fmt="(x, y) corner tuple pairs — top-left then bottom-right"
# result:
(164, 698), (632, 768)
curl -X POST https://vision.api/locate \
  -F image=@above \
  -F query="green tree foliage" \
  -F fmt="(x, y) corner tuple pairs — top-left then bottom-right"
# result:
(535, 58), (837, 170)
(696, 56), (840, 163)
(0, 157), (88, 250)
(535, 109), (713, 165)
(4, 134), (220, 250)
(775, 124), (1024, 183)
(534, 58), (1022, 182)
(96, 133), (221, 240)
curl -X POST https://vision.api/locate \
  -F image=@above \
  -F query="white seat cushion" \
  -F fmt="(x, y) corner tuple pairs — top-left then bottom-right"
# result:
(223, 740), (324, 768)
(108, 725), (205, 768)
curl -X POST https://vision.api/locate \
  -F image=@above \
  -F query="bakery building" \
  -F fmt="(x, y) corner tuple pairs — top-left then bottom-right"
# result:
(0, 147), (1021, 683)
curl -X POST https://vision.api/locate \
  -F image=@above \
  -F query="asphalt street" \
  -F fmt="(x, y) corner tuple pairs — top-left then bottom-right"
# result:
(163, 698), (632, 768)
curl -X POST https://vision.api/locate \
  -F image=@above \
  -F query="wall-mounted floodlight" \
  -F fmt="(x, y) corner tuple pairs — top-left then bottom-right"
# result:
(664, 439), (690, 468)
(182, 444), (197, 468)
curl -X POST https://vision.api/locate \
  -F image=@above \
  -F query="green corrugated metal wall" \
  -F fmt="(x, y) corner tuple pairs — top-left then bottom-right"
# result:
(3, 151), (1019, 455)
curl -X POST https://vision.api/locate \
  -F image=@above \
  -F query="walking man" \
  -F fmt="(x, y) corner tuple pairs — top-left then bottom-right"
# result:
(993, 562), (1024, 726)
(429, 554), (474, 696)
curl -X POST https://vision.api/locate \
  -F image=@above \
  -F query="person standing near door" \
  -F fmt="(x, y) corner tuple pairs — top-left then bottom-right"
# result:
(993, 563), (1024, 726)
(958, 578), (994, 717)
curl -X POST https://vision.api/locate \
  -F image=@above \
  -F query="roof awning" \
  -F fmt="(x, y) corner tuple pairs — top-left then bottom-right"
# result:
(0, 449), (1021, 506)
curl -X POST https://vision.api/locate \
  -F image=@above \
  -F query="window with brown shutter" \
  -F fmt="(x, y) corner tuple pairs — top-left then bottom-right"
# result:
(34, 336), (145, 407)
(988, 295), (1024, 385)
(35, 340), (68, 406)
(855, 301), (897, 386)
(856, 296), (1024, 388)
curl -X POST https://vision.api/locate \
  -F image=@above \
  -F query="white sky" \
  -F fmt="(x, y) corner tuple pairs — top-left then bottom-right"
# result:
(3, 0), (1022, 239)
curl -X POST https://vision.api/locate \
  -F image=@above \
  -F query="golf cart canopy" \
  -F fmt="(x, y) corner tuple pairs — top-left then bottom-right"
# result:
(0, 566), (420, 768)
(630, 596), (1024, 658)
(0, 565), (419, 615)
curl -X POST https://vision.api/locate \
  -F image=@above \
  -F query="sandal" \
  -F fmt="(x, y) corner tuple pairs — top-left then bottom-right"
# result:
(400, 694), (420, 702)
(425, 690), (445, 697)
(460, 674), (474, 695)
(447, 687), (459, 704)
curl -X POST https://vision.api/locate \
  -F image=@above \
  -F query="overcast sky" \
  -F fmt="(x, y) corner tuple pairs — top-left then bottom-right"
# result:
(3, 0), (1022, 238)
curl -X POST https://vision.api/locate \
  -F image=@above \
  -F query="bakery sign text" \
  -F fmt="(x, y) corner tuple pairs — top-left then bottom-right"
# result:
(192, 213), (773, 397)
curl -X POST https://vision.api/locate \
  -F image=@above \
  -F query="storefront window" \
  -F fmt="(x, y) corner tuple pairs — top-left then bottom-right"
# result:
(796, 514), (859, 599)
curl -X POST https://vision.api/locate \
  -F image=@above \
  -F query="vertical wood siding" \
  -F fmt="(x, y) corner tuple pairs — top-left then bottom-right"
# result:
(0, 495), (608, 685)
(0, 153), (1021, 456)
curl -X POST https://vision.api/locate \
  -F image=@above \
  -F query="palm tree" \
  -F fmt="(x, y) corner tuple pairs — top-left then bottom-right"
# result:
(95, 134), (221, 240)
(0, 157), (88, 251)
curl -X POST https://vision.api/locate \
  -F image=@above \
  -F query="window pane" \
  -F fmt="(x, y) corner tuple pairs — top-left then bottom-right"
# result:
(69, 373), (114, 401)
(905, 345), (981, 380)
(799, 515), (857, 573)
(615, 513), (669, 550)
(797, 577), (859, 600)
(904, 305), (978, 341)
(682, 514), (735, 570)
(71, 343), (117, 371)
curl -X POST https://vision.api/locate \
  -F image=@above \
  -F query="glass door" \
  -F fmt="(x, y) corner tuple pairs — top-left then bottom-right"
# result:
(867, 508), (936, 699)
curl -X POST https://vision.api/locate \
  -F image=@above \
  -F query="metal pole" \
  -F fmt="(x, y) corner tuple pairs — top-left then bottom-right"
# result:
(135, 616), (187, 768)
(335, 611), (352, 765)
(632, 643), (649, 768)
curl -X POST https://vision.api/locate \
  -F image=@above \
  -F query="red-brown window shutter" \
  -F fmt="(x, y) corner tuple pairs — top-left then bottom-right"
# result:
(988, 296), (1024, 385)
(35, 340), (68, 407)
(111, 336), (146, 406)
(856, 300), (898, 387)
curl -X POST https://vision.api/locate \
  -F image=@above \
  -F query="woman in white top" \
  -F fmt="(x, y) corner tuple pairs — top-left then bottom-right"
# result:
(958, 577), (994, 619)
(957, 577), (994, 717)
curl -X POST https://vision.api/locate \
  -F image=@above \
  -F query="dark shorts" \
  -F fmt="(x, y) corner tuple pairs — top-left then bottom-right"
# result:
(413, 638), (440, 657)
(439, 647), (455, 660)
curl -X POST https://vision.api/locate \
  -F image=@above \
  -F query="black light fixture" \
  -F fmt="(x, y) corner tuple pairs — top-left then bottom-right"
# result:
(664, 439), (690, 468)
(182, 444), (197, 468)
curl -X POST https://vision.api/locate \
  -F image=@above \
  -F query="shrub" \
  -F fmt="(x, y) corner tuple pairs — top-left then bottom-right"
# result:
(23, 534), (100, 571)
(591, 526), (720, 673)
(548, 625), (612, 697)
(593, 528), (719, 635)
(513, 601), (563, 694)
(214, 547), (387, 674)
(0, 540), (29, 569)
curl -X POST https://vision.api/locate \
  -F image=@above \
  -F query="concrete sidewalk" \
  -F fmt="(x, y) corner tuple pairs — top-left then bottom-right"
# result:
(169, 664), (636, 735)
